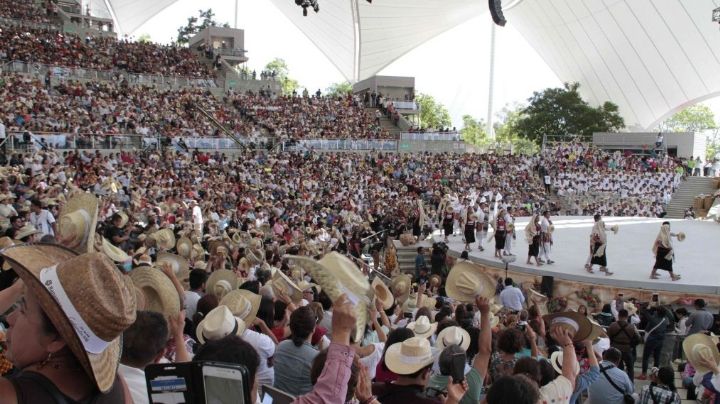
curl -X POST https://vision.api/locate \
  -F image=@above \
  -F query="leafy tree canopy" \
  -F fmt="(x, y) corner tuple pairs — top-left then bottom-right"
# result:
(176, 9), (230, 45)
(512, 82), (624, 143)
(658, 104), (717, 133)
(325, 81), (353, 98)
(264, 58), (299, 95)
(416, 93), (452, 130)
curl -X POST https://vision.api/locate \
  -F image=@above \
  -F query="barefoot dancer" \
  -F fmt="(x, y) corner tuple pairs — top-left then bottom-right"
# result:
(650, 221), (683, 281)
(585, 214), (615, 275)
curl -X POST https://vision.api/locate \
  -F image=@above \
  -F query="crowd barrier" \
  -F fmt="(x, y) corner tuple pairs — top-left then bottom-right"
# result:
(400, 132), (460, 141)
(283, 139), (398, 151)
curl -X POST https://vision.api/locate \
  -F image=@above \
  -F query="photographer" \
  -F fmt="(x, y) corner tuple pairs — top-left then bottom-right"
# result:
(637, 304), (674, 381)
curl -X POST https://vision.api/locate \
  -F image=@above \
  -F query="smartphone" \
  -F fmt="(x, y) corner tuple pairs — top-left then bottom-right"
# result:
(261, 385), (295, 404)
(450, 353), (466, 384)
(146, 363), (197, 404)
(203, 363), (250, 404)
(652, 293), (659, 303)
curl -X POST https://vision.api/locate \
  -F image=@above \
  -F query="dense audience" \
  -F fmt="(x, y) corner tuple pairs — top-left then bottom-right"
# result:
(0, 0), (55, 25)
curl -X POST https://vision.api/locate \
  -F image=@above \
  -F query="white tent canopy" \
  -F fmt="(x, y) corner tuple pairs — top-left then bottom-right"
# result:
(88, 0), (720, 129)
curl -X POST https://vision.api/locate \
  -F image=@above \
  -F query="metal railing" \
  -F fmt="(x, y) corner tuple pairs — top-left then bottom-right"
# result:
(282, 138), (399, 152)
(0, 60), (219, 89)
(0, 16), (60, 31)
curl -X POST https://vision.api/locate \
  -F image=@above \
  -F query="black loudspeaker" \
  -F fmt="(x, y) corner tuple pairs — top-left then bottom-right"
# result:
(540, 276), (554, 298)
(488, 0), (507, 26)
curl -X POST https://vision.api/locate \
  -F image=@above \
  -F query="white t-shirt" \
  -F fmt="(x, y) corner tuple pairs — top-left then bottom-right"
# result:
(242, 328), (276, 387)
(359, 343), (385, 380)
(30, 209), (55, 236)
(118, 364), (148, 404)
(183, 290), (203, 319)
(192, 205), (203, 225)
(540, 375), (573, 404)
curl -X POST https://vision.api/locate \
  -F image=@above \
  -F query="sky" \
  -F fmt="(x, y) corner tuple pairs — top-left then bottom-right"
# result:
(134, 0), (720, 130)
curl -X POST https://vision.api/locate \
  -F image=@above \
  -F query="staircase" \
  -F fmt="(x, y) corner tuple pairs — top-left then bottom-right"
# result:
(193, 105), (246, 150)
(665, 177), (718, 218)
(366, 108), (402, 138)
(393, 239), (432, 275)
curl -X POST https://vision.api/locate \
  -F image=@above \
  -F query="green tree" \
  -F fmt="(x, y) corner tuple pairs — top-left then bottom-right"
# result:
(494, 104), (539, 155)
(658, 104), (717, 132)
(136, 33), (152, 43)
(416, 93), (452, 130)
(264, 58), (299, 95)
(176, 9), (230, 45)
(513, 82), (624, 143)
(325, 81), (353, 97)
(460, 115), (488, 145)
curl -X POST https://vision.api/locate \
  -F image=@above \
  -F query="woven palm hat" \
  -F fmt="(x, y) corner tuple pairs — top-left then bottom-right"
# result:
(208, 239), (228, 257)
(445, 205), (453, 213)
(206, 269), (240, 300)
(297, 280), (321, 295)
(270, 269), (303, 303)
(100, 238), (130, 263)
(1, 245), (136, 393)
(372, 277), (394, 310)
(14, 224), (40, 241)
(285, 252), (370, 343)
(384, 337), (436, 375)
(390, 274), (412, 304)
(543, 311), (593, 342)
(150, 228), (175, 251)
(156, 253), (190, 286)
(683, 333), (720, 374)
(116, 211), (129, 228)
(220, 289), (262, 326)
(624, 302), (638, 316)
(195, 305), (247, 345)
(445, 261), (496, 302)
(428, 274), (442, 290)
(550, 350), (580, 376)
(192, 243), (207, 260)
(437, 326), (471, 351)
(528, 289), (549, 316)
(57, 193), (98, 254)
(0, 237), (15, 270)
(587, 319), (608, 341)
(676, 232), (686, 242)
(176, 236), (192, 258)
(129, 266), (181, 319)
(407, 315), (437, 339)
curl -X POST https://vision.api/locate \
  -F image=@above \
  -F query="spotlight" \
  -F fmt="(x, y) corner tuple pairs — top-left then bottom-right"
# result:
(366, 0), (372, 3)
(295, 0), (319, 16)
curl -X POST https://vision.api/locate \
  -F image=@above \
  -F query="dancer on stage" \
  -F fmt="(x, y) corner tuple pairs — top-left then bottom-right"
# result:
(585, 214), (617, 275)
(475, 199), (488, 251)
(525, 213), (543, 266)
(650, 222), (684, 281)
(503, 206), (516, 256)
(442, 205), (454, 243)
(493, 208), (508, 259)
(540, 211), (554, 264)
(464, 212), (477, 251)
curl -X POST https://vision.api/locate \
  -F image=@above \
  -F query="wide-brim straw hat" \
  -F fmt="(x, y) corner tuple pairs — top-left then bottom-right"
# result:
(220, 289), (262, 326)
(297, 280), (321, 295)
(407, 315), (437, 339)
(156, 253), (190, 286)
(445, 205), (454, 213)
(1, 245), (136, 393)
(285, 252), (370, 343)
(14, 224), (40, 241)
(57, 192), (98, 254)
(390, 274), (412, 304)
(676, 232), (686, 242)
(196, 305), (247, 345)
(445, 261), (496, 302)
(624, 302), (638, 316)
(150, 228), (176, 251)
(270, 270), (304, 303)
(206, 269), (240, 300)
(372, 277), (394, 310)
(528, 289), (549, 315)
(437, 326), (471, 351)
(385, 336), (436, 375)
(176, 236), (192, 258)
(683, 333), (720, 374)
(100, 238), (130, 263)
(543, 311), (593, 342)
(587, 319), (608, 341)
(129, 266), (181, 319)
(428, 274), (442, 290)
(0, 237), (15, 270)
(117, 211), (129, 228)
(192, 243), (207, 260)
(550, 350), (580, 376)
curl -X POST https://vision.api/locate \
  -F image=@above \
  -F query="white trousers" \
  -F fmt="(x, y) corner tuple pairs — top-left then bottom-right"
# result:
(504, 234), (513, 254)
(541, 242), (552, 261)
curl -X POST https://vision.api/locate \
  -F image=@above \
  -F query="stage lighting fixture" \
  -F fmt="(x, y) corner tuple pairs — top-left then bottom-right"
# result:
(367, 0), (372, 3)
(488, 0), (506, 27)
(295, 0), (319, 16)
(713, 7), (720, 23)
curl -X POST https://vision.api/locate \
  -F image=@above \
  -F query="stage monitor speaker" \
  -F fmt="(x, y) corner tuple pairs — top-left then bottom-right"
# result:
(540, 276), (554, 299)
(488, 0), (507, 26)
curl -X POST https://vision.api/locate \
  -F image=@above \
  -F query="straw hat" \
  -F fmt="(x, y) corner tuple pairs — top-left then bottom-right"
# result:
(193, 261), (207, 271)
(220, 289), (262, 326)
(372, 277), (394, 310)
(285, 252), (370, 343)
(528, 289), (549, 315)
(624, 302), (638, 316)
(587, 319), (608, 341)
(150, 228), (176, 251)
(407, 315), (437, 339)
(428, 274), (442, 290)
(129, 266), (181, 319)
(543, 311), (593, 342)
(683, 333), (720, 374)
(0, 237), (15, 270)
(390, 274), (412, 304)
(271, 270), (303, 303)
(550, 350), (580, 376)
(57, 193), (98, 254)
(209, 239), (228, 257)
(176, 236), (192, 258)
(156, 253), (190, 285)
(437, 326), (471, 351)
(445, 261), (496, 302)
(195, 305), (247, 344)
(192, 243), (207, 260)
(14, 224), (40, 241)
(116, 211), (129, 228)
(1, 245), (136, 393)
(384, 337), (436, 375)
(676, 232), (686, 242)
(445, 205), (453, 213)
(100, 238), (130, 263)
(297, 280), (321, 295)
(206, 269), (240, 300)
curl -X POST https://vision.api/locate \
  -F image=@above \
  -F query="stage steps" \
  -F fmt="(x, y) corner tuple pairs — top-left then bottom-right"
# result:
(666, 177), (718, 218)
(392, 239), (433, 276)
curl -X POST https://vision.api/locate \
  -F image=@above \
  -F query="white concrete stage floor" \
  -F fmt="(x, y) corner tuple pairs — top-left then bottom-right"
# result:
(438, 216), (720, 295)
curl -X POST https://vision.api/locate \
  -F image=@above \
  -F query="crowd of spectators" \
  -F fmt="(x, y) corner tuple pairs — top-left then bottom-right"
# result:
(0, 0), (56, 25)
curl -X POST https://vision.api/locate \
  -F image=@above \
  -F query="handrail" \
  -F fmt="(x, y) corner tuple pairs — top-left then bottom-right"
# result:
(193, 105), (246, 150)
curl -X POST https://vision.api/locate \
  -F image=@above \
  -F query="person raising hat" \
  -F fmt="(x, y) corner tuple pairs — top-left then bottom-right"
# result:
(0, 245), (136, 402)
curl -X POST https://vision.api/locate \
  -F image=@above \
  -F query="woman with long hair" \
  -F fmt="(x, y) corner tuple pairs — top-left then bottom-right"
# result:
(524, 214), (542, 266)
(650, 222), (682, 281)
(493, 208), (508, 259)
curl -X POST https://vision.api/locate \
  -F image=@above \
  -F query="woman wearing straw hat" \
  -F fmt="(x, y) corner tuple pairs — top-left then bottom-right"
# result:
(585, 214), (615, 276)
(650, 222), (683, 281)
(0, 245), (136, 402)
